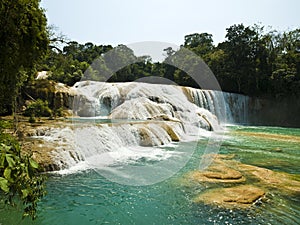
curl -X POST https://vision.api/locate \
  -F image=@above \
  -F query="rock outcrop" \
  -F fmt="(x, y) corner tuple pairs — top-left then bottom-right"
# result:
(184, 154), (300, 209)
(194, 185), (265, 208)
(18, 118), (74, 171)
(18, 119), (185, 171)
(22, 80), (76, 111)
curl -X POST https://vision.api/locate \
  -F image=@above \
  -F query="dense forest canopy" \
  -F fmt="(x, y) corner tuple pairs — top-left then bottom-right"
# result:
(36, 24), (300, 99)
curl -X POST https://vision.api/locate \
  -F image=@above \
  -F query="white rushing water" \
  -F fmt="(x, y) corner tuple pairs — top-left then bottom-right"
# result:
(72, 81), (249, 124)
(35, 81), (249, 175)
(182, 87), (249, 124)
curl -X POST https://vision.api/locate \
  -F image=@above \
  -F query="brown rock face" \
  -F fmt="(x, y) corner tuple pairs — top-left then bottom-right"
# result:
(138, 126), (156, 147)
(22, 140), (61, 171)
(23, 80), (75, 110)
(162, 123), (180, 142)
(202, 164), (243, 180)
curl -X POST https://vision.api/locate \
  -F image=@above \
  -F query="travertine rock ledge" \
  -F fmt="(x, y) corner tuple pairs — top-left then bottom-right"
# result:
(183, 154), (300, 209)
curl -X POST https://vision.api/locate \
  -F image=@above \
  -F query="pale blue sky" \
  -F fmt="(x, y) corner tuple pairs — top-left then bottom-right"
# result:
(41, 0), (300, 47)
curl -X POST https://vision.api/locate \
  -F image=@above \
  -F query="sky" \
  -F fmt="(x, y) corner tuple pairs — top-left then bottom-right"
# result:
(41, 0), (299, 47)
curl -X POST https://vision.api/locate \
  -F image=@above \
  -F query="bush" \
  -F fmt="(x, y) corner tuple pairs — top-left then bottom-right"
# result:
(0, 120), (13, 130)
(24, 99), (52, 118)
(0, 131), (46, 219)
(28, 116), (36, 123)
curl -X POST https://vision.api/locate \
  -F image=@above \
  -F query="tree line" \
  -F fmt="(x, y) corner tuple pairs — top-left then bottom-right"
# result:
(1, 2), (300, 116)
(36, 24), (300, 99)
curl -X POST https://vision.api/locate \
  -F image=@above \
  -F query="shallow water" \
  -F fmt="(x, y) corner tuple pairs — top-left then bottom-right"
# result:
(0, 125), (299, 225)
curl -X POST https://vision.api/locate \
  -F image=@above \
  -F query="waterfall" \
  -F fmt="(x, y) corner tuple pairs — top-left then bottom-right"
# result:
(39, 122), (186, 171)
(182, 87), (249, 124)
(35, 81), (249, 172)
(222, 92), (249, 124)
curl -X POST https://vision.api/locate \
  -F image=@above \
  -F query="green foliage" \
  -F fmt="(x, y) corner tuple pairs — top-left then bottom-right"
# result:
(184, 33), (214, 58)
(24, 99), (52, 118)
(23, 79), (56, 104)
(0, 120), (13, 130)
(53, 107), (63, 117)
(40, 41), (113, 86)
(181, 24), (300, 97)
(0, 0), (49, 115)
(0, 131), (46, 219)
(28, 116), (36, 123)
(36, 22), (299, 99)
(48, 58), (88, 86)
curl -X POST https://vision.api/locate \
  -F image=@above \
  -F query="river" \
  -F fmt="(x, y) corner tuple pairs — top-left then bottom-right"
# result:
(1, 125), (299, 225)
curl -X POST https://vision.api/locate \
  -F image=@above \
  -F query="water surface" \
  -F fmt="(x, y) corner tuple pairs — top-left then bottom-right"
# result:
(1, 125), (299, 225)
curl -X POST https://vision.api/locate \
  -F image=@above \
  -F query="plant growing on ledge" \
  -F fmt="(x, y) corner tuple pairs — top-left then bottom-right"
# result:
(0, 130), (47, 219)
(23, 99), (52, 122)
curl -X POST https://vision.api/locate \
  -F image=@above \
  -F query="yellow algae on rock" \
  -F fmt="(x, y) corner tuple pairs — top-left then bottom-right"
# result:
(184, 154), (300, 209)
(194, 185), (265, 208)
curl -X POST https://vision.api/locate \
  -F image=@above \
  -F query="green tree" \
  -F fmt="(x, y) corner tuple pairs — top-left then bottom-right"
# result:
(130, 56), (153, 80)
(269, 29), (300, 97)
(215, 24), (259, 94)
(23, 99), (52, 118)
(184, 33), (214, 58)
(0, 0), (49, 115)
(0, 0), (48, 219)
(163, 47), (177, 81)
(104, 45), (138, 81)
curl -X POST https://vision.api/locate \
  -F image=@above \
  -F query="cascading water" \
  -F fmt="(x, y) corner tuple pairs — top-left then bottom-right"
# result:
(35, 81), (249, 172)
(182, 87), (249, 124)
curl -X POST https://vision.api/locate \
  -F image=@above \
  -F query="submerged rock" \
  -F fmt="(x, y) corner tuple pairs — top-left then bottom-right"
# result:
(194, 185), (265, 208)
(185, 154), (245, 184)
(184, 154), (300, 209)
(186, 164), (245, 184)
(238, 163), (300, 193)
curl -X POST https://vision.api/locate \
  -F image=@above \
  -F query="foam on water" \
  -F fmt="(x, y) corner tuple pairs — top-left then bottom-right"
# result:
(35, 82), (250, 175)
